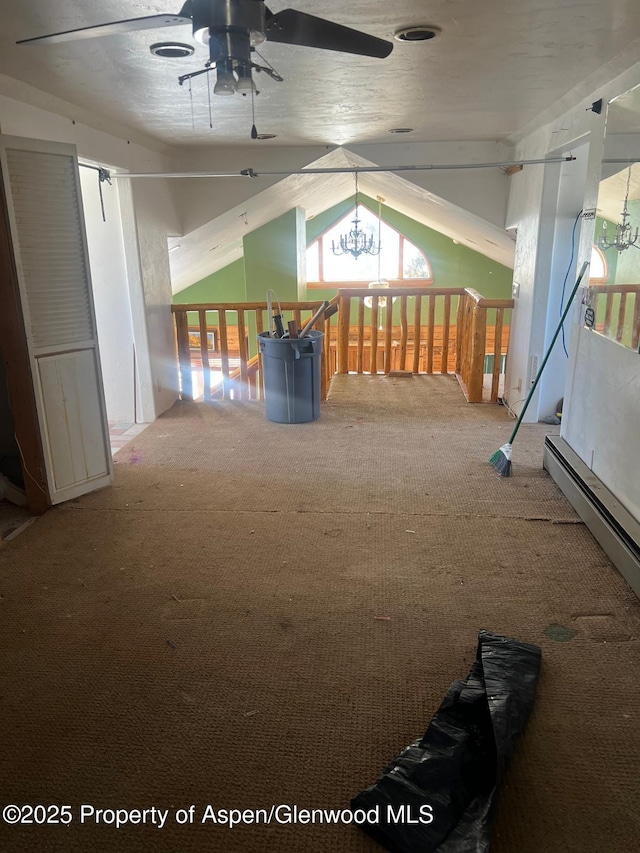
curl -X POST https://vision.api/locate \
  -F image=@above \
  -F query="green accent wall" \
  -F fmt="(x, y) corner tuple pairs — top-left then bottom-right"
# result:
(611, 202), (640, 285)
(174, 258), (246, 305)
(173, 197), (514, 328)
(243, 208), (305, 302)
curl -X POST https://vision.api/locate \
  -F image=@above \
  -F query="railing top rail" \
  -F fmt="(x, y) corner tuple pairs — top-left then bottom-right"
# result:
(337, 287), (466, 298)
(588, 283), (640, 293)
(172, 301), (326, 313)
(463, 287), (514, 309)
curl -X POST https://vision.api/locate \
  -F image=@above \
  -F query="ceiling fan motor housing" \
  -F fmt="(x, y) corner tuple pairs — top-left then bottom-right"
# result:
(192, 0), (266, 65)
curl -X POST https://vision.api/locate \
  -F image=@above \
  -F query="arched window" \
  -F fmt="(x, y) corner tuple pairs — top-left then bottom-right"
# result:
(590, 244), (608, 283)
(307, 206), (433, 288)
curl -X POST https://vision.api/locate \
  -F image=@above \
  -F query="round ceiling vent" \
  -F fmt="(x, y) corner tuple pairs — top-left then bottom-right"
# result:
(256, 133), (277, 141)
(393, 25), (441, 43)
(389, 127), (414, 134)
(150, 42), (195, 59)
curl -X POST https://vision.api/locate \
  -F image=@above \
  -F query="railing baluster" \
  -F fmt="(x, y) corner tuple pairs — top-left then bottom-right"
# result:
(294, 308), (302, 330)
(370, 295), (379, 374)
(175, 309), (193, 401)
(633, 293), (640, 351)
(237, 309), (248, 400)
(199, 309), (211, 402)
(455, 294), (465, 375)
(218, 309), (230, 400)
(441, 294), (451, 374)
(324, 312), (333, 392)
(412, 295), (422, 374)
(357, 297), (365, 373)
(384, 294), (393, 374)
(338, 294), (350, 375)
(491, 308), (504, 403)
(255, 308), (265, 399)
(400, 296), (408, 370)
(427, 295), (435, 374)
(616, 294), (627, 343)
(603, 292), (614, 337)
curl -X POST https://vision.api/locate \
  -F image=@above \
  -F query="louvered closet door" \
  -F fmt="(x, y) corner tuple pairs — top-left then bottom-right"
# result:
(0, 135), (113, 503)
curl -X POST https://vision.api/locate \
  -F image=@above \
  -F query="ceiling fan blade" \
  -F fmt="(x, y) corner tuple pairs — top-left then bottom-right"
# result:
(265, 9), (393, 59)
(17, 13), (192, 46)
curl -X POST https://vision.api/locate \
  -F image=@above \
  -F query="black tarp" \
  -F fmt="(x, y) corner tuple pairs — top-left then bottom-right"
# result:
(352, 630), (542, 852)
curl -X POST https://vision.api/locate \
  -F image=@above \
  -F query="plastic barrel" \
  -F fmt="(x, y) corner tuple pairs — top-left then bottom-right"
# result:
(258, 330), (324, 423)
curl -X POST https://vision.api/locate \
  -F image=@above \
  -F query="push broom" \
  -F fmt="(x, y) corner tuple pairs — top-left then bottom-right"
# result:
(489, 260), (589, 477)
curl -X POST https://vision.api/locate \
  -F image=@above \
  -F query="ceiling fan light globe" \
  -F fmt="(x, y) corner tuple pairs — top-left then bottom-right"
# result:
(236, 76), (255, 96)
(214, 74), (237, 96)
(194, 26), (210, 45)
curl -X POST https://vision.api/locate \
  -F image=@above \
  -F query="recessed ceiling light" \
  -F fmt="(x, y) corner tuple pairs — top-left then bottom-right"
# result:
(389, 128), (414, 134)
(150, 42), (195, 59)
(394, 25), (442, 43)
(256, 133), (277, 140)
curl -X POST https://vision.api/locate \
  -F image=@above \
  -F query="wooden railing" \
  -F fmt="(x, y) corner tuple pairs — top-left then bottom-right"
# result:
(335, 287), (513, 402)
(456, 288), (514, 402)
(172, 287), (513, 406)
(588, 283), (640, 350)
(172, 301), (327, 402)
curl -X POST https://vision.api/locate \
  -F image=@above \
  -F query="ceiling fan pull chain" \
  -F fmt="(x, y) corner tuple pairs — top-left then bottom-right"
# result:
(189, 78), (195, 131)
(250, 83), (258, 140)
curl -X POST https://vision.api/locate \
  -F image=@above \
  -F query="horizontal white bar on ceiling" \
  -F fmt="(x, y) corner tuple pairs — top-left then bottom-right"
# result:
(108, 156), (576, 179)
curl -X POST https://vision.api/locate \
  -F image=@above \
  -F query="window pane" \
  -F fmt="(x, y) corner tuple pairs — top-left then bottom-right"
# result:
(307, 240), (320, 281)
(590, 244), (607, 280)
(403, 240), (431, 279)
(321, 207), (399, 281)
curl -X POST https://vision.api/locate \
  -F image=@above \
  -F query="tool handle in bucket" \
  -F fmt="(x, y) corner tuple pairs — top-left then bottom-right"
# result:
(299, 301), (329, 339)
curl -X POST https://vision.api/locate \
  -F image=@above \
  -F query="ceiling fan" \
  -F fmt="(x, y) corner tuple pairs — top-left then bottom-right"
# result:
(17, 0), (393, 97)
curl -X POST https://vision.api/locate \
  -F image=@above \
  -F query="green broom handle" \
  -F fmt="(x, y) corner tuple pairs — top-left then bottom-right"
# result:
(506, 260), (589, 444)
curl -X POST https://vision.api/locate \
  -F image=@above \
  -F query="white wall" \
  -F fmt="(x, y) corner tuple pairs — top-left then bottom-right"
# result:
(0, 88), (182, 419)
(80, 166), (136, 423)
(506, 62), (640, 521)
(563, 328), (640, 519)
(538, 145), (589, 418)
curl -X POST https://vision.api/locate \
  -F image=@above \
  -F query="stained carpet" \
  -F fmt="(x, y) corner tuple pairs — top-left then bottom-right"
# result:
(0, 375), (638, 853)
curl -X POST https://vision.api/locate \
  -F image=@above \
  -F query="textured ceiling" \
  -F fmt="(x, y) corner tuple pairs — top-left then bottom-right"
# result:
(4, 1), (640, 148)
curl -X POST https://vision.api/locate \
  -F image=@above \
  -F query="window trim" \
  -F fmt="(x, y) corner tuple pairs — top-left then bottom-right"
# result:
(307, 208), (434, 288)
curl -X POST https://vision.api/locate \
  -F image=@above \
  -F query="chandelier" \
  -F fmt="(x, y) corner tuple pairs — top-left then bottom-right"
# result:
(599, 166), (639, 253)
(331, 173), (381, 260)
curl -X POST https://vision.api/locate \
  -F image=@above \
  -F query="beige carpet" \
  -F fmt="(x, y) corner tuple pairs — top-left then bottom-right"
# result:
(0, 375), (638, 852)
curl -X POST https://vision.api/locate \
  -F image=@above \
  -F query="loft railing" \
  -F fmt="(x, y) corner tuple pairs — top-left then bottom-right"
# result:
(171, 301), (328, 402)
(588, 283), (640, 350)
(172, 288), (513, 405)
(334, 287), (513, 402)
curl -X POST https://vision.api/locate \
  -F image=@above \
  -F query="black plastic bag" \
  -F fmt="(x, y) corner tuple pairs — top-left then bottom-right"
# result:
(351, 630), (541, 852)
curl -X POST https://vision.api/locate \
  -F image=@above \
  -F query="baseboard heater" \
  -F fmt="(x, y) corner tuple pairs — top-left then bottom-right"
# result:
(544, 435), (640, 597)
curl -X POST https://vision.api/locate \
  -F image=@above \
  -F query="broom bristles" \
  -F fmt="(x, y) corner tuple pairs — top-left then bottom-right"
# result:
(490, 443), (513, 477)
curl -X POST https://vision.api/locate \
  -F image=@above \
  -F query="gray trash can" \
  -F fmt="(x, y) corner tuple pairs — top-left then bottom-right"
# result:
(258, 330), (324, 423)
